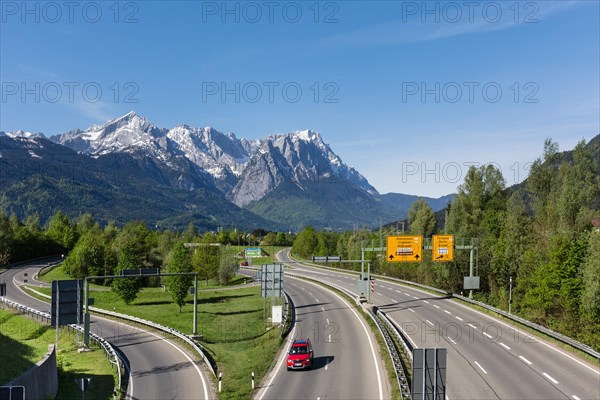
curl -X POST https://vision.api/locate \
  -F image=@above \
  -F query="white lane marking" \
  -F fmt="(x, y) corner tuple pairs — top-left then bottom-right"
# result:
(451, 299), (600, 375)
(444, 310), (451, 315)
(396, 290), (402, 293)
(380, 285), (386, 289)
(388, 287), (394, 290)
(409, 308), (415, 313)
(455, 316), (463, 321)
(543, 373), (559, 384)
(499, 342), (511, 350)
(328, 334), (331, 342)
(483, 332), (493, 339)
(321, 307), (325, 312)
(433, 305), (440, 309)
(404, 293), (411, 297)
(519, 355), (532, 365)
(474, 361), (488, 374)
(316, 298), (319, 303)
(326, 318), (329, 324)
(447, 337), (457, 345)
(468, 323), (477, 330)
(572, 395), (581, 400)
(309, 292), (313, 296)
(413, 296), (419, 299)
(423, 300), (430, 304)
(426, 320), (434, 326)
(258, 323), (298, 400)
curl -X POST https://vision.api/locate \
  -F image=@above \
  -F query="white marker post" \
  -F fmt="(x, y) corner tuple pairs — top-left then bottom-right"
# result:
(218, 372), (222, 392)
(252, 372), (255, 389)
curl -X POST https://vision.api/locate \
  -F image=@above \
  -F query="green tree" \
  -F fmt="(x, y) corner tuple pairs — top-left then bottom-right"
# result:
(112, 241), (142, 304)
(0, 212), (13, 265)
(580, 230), (600, 348)
(165, 241), (193, 312)
(261, 232), (277, 246)
(408, 198), (437, 237)
(218, 251), (237, 285)
(292, 226), (318, 258)
(192, 239), (220, 284)
(47, 211), (77, 251)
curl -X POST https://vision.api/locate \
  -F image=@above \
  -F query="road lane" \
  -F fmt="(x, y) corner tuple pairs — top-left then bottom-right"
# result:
(257, 275), (390, 400)
(281, 250), (600, 400)
(2, 261), (213, 399)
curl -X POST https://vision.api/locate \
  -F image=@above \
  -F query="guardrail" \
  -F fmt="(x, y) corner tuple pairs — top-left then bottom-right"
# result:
(23, 286), (219, 379)
(281, 291), (294, 339)
(368, 307), (412, 399)
(0, 297), (125, 397)
(290, 255), (600, 360)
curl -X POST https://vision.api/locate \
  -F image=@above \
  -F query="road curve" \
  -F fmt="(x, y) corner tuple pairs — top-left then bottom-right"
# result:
(255, 268), (391, 399)
(2, 260), (214, 399)
(280, 250), (600, 400)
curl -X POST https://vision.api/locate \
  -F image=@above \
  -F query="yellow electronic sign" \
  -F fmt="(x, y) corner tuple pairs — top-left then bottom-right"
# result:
(386, 236), (422, 262)
(432, 235), (454, 262)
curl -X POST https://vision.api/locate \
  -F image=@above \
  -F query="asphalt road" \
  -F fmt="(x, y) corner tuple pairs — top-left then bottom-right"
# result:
(1, 260), (213, 400)
(255, 273), (391, 399)
(279, 250), (600, 400)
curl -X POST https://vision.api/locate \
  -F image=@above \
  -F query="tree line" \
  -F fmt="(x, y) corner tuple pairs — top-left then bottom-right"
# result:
(0, 213), (293, 309)
(292, 138), (600, 350)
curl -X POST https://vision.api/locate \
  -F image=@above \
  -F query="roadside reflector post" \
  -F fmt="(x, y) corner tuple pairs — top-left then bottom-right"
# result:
(219, 372), (222, 392)
(252, 371), (255, 389)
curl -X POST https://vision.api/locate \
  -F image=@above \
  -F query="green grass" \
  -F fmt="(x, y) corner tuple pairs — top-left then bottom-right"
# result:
(0, 308), (116, 399)
(37, 264), (69, 281)
(24, 283), (284, 399)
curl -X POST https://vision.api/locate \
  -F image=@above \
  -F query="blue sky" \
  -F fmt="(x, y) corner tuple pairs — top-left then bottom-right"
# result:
(1, 0), (598, 197)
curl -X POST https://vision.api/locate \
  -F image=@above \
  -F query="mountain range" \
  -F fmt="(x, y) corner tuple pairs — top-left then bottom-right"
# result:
(0, 112), (453, 230)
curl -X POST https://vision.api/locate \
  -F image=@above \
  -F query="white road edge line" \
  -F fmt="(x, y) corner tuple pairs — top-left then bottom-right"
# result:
(572, 395), (581, 400)
(543, 372), (559, 384)
(474, 361), (487, 374)
(142, 329), (209, 399)
(258, 324), (297, 400)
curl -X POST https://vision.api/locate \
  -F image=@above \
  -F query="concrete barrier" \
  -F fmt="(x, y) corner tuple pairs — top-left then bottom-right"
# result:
(7, 344), (58, 400)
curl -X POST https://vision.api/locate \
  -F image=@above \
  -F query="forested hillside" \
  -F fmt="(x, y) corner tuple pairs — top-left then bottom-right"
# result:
(292, 137), (600, 350)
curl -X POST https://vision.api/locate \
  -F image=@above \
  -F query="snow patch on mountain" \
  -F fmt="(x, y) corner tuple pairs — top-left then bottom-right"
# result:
(49, 111), (378, 204)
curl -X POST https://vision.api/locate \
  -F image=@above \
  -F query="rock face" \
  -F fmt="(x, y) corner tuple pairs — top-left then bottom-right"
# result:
(50, 112), (377, 206)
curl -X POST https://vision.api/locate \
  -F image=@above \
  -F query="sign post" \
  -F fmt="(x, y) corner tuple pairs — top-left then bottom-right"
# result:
(432, 235), (454, 262)
(386, 235), (423, 262)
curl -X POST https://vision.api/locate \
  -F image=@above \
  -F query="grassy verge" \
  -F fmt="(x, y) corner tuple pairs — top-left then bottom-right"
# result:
(0, 308), (116, 399)
(23, 282), (283, 399)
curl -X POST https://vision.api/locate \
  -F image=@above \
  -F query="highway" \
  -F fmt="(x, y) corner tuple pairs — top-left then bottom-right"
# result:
(278, 249), (600, 400)
(2, 260), (213, 399)
(255, 273), (391, 399)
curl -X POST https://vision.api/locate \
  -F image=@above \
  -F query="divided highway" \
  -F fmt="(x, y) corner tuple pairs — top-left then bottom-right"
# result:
(279, 249), (600, 400)
(2, 260), (213, 399)
(256, 273), (391, 399)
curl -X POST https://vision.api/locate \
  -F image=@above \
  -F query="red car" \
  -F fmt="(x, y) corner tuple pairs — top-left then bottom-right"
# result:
(286, 339), (314, 370)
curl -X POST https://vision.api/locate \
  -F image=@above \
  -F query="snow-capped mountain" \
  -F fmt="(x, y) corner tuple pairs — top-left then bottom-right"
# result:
(51, 112), (377, 204)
